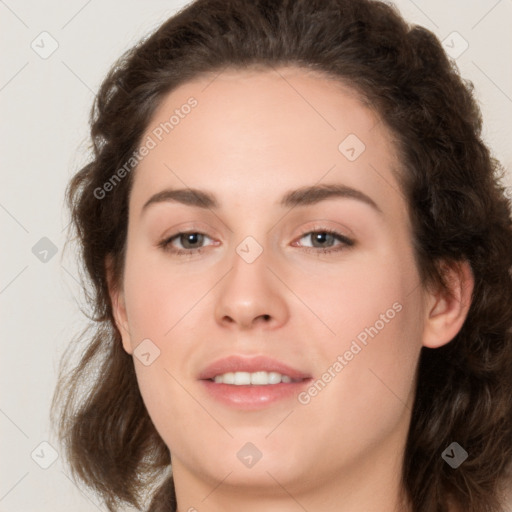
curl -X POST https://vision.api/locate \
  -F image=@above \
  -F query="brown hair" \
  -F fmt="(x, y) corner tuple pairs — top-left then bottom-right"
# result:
(51, 0), (512, 510)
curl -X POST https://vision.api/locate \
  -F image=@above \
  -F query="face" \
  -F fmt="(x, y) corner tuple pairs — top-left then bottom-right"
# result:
(112, 66), (433, 500)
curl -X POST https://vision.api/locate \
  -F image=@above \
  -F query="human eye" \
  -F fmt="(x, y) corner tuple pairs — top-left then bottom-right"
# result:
(157, 231), (216, 256)
(157, 227), (354, 257)
(293, 228), (355, 255)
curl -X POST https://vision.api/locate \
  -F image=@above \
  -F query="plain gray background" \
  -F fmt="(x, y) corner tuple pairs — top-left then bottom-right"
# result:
(1, 1), (511, 510)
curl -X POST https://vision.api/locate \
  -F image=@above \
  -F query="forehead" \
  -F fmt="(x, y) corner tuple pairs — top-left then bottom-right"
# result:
(130, 66), (404, 215)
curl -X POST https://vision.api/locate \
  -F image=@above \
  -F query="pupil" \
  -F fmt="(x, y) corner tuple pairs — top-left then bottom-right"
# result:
(183, 233), (202, 248)
(314, 232), (332, 247)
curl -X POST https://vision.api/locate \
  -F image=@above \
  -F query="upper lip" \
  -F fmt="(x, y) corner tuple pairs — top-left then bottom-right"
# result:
(198, 355), (311, 381)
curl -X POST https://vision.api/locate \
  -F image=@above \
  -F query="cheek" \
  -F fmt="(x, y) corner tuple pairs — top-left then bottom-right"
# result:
(121, 248), (221, 445)
(296, 250), (423, 441)
(122, 245), (208, 342)
(299, 240), (422, 355)
(294, 244), (423, 419)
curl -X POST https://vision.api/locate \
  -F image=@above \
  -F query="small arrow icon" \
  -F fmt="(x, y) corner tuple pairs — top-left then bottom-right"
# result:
(31, 441), (58, 469)
(441, 442), (468, 468)
(30, 31), (59, 59)
(32, 237), (58, 263)
(236, 236), (263, 263)
(237, 442), (262, 468)
(444, 449), (455, 458)
(338, 134), (365, 161)
(134, 339), (161, 366)
(442, 32), (468, 59)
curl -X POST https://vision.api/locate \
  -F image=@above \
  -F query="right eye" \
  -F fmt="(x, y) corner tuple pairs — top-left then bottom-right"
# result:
(158, 231), (216, 256)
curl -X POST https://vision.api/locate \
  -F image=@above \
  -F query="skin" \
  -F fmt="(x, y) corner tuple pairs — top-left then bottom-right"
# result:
(108, 66), (474, 512)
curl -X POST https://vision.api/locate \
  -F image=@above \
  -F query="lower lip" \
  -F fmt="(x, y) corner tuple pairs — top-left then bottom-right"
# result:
(200, 379), (311, 410)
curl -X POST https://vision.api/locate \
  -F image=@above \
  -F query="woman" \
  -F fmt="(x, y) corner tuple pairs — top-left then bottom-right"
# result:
(51, 0), (512, 510)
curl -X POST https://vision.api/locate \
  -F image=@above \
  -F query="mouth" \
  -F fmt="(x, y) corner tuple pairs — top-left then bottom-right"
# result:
(210, 371), (303, 385)
(198, 355), (312, 409)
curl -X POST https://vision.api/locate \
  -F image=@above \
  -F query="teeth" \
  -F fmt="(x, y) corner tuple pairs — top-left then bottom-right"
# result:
(212, 371), (297, 385)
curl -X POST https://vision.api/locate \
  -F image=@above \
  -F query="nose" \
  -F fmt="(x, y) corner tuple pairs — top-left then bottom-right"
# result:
(214, 246), (289, 331)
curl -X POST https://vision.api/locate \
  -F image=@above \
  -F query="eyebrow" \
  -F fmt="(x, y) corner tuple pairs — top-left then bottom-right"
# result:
(141, 183), (382, 215)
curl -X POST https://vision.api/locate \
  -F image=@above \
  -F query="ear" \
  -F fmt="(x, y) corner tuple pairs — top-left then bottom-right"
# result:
(422, 259), (474, 349)
(105, 255), (133, 355)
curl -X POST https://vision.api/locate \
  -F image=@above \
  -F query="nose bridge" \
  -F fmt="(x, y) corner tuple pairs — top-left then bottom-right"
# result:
(214, 234), (289, 329)
(232, 235), (269, 290)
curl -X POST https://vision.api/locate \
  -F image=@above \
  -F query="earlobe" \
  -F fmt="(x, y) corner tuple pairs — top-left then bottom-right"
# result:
(422, 260), (474, 349)
(105, 255), (133, 355)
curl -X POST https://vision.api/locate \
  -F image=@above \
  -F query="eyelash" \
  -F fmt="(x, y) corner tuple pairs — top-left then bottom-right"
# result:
(157, 228), (354, 257)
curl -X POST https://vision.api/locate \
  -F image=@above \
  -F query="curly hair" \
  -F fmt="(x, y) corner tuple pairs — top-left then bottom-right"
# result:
(51, 0), (512, 511)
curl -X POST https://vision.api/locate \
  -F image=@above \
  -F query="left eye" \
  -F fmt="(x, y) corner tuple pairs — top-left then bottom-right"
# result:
(294, 230), (354, 252)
